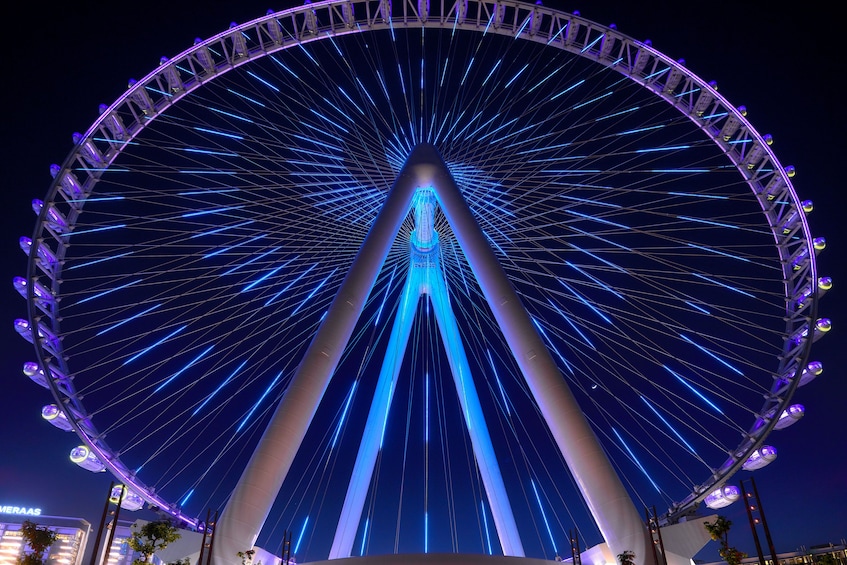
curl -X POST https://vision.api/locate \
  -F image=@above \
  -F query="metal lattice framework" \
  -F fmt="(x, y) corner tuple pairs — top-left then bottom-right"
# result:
(18, 0), (827, 544)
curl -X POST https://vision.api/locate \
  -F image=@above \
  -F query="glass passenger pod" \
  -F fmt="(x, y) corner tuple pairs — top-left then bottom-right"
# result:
(774, 404), (805, 430)
(31, 199), (69, 234)
(741, 445), (777, 471)
(69, 446), (106, 472)
(13, 276), (54, 306)
(109, 486), (145, 511)
(40, 402), (96, 436)
(13, 319), (61, 357)
(19, 237), (59, 276)
(23, 361), (70, 390)
(704, 485), (740, 509)
(41, 404), (73, 431)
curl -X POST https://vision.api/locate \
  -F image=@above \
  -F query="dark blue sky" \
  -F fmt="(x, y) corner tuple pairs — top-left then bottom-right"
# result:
(1, 0), (844, 561)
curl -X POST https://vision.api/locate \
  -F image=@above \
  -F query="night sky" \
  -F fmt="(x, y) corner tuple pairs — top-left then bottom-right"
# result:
(1, 0), (844, 562)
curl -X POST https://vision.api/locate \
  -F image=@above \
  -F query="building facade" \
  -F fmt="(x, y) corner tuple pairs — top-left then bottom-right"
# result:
(0, 516), (90, 565)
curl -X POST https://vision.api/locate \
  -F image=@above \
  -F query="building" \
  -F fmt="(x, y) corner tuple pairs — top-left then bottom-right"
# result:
(94, 520), (138, 565)
(700, 541), (847, 565)
(0, 514), (90, 565)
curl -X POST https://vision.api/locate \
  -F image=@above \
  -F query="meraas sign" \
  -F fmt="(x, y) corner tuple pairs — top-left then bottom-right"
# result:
(0, 506), (42, 516)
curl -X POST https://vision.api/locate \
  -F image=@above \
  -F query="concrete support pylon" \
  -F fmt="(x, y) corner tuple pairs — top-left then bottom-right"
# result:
(213, 144), (650, 565)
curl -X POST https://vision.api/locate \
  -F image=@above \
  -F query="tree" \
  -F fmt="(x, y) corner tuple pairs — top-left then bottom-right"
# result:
(18, 521), (58, 565)
(704, 516), (732, 542)
(237, 549), (255, 565)
(618, 550), (636, 565)
(704, 516), (747, 565)
(817, 555), (837, 565)
(127, 520), (182, 565)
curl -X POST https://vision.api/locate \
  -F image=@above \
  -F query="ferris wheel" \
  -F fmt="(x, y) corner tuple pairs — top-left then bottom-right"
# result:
(16, 0), (831, 560)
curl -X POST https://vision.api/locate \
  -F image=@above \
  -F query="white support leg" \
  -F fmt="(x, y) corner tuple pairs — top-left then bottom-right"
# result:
(328, 267), (420, 558)
(422, 144), (650, 562)
(428, 263), (524, 557)
(216, 144), (650, 564)
(212, 149), (428, 565)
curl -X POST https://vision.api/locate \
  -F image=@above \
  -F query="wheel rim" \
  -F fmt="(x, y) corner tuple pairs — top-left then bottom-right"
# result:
(19, 0), (825, 555)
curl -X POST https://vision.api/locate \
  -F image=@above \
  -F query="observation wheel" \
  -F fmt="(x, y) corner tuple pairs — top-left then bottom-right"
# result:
(16, 0), (831, 560)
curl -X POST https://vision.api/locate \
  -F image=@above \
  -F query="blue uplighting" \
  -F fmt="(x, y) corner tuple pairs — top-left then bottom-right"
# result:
(664, 364), (724, 414)
(613, 427), (662, 494)
(123, 325), (187, 365)
(531, 479), (557, 554)
(76, 279), (141, 305)
(193, 360), (248, 417)
(236, 371), (282, 433)
(154, 344), (215, 393)
(294, 516), (309, 555)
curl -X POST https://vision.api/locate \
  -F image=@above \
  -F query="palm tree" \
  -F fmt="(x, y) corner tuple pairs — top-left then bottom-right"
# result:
(618, 550), (636, 565)
(704, 516), (747, 565)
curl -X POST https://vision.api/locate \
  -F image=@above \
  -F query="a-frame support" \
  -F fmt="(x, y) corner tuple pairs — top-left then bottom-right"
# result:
(213, 144), (649, 565)
(329, 188), (524, 558)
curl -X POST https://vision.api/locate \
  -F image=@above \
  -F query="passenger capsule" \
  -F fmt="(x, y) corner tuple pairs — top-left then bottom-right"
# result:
(50, 165), (85, 200)
(42, 404), (73, 431)
(14, 319), (35, 344)
(99, 104), (127, 141)
(704, 485), (740, 509)
(813, 237), (826, 251)
(304, 0), (318, 34)
(529, 1), (544, 35)
(14, 319), (61, 356)
(795, 276), (833, 308)
(229, 23), (248, 58)
(342, 1), (356, 26)
(73, 132), (104, 167)
(455, 0), (468, 24)
(37, 322), (59, 351)
(159, 57), (182, 93)
(799, 360), (823, 386)
(20, 237), (60, 275)
(19, 236), (32, 256)
(266, 10), (284, 42)
(23, 362), (69, 389)
(742, 141), (766, 170)
(110, 486), (145, 511)
(32, 199), (70, 233)
(13, 277), (53, 304)
(790, 318), (830, 345)
(780, 210), (800, 234)
(379, 0), (392, 22)
(70, 446), (106, 472)
(742, 445), (777, 471)
(127, 79), (155, 116)
(775, 360), (823, 391)
(774, 404), (804, 430)
(802, 200), (814, 213)
(493, 1), (505, 27)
